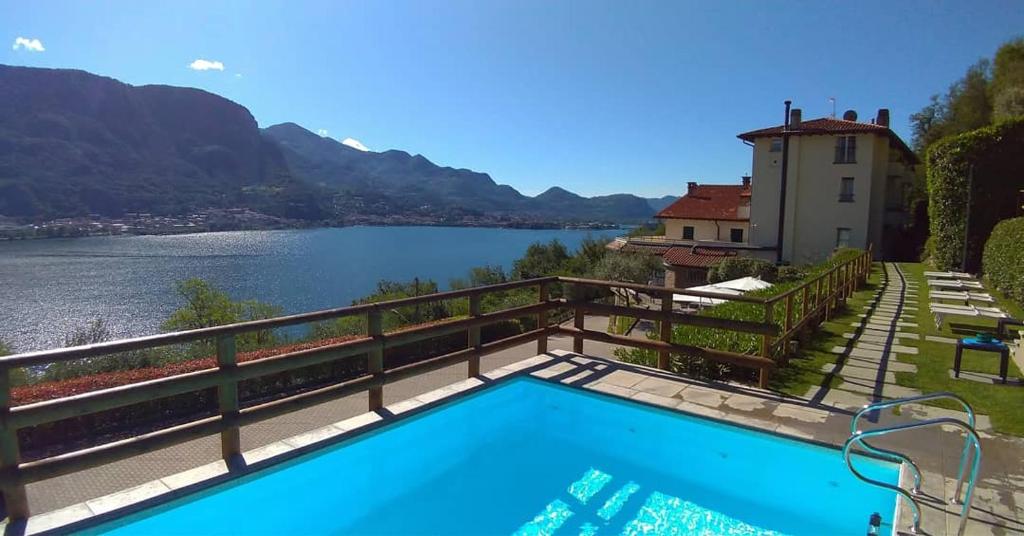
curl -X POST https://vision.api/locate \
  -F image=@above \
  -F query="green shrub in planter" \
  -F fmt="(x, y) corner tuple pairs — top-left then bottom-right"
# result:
(982, 217), (1024, 306)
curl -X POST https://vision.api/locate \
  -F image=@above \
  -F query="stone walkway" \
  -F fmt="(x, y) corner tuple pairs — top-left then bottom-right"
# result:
(807, 262), (925, 411)
(802, 262), (1024, 535)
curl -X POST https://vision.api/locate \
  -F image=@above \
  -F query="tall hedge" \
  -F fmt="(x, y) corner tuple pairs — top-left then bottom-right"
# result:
(927, 117), (1024, 271)
(982, 217), (1024, 305)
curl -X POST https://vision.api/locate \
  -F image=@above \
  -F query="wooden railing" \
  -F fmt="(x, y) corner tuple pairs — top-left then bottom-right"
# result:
(0, 248), (872, 520)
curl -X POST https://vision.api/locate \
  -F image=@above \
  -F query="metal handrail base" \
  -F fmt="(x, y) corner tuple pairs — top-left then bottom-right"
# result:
(844, 417), (982, 536)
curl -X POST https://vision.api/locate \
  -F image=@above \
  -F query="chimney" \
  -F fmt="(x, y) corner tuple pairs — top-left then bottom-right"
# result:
(741, 175), (751, 188)
(842, 109), (858, 122)
(687, 181), (698, 194)
(789, 108), (802, 129)
(876, 108), (890, 127)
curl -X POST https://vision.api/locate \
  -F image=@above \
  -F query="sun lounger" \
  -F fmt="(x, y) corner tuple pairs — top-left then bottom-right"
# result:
(929, 302), (1009, 329)
(928, 290), (995, 304)
(927, 279), (984, 290)
(924, 271), (975, 279)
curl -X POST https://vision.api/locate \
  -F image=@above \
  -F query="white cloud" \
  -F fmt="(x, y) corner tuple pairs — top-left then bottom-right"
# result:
(188, 59), (225, 71)
(316, 129), (329, 137)
(342, 137), (370, 152)
(12, 37), (44, 52)
(234, 73), (243, 78)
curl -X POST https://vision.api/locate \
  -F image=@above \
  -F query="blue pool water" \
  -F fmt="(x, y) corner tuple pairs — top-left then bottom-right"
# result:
(87, 378), (898, 535)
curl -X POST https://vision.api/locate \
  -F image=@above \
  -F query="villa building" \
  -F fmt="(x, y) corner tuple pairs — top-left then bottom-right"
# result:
(652, 179), (753, 287)
(738, 108), (918, 263)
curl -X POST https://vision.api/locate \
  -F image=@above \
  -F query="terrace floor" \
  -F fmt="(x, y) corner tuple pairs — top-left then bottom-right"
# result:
(22, 349), (1024, 535)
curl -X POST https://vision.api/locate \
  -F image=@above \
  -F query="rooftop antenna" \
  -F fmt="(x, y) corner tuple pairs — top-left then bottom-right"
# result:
(829, 97), (836, 118)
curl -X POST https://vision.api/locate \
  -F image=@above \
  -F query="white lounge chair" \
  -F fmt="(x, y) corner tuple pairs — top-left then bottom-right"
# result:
(928, 290), (995, 304)
(924, 271), (975, 279)
(929, 302), (1009, 329)
(927, 279), (984, 290)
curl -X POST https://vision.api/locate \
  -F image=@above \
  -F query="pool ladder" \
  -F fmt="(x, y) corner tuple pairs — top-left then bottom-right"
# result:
(843, 392), (982, 536)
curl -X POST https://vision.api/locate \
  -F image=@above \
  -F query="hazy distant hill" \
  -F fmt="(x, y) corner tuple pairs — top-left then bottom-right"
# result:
(0, 65), (327, 219)
(645, 195), (678, 213)
(265, 123), (656, 222)
(0, 64), (658, 223)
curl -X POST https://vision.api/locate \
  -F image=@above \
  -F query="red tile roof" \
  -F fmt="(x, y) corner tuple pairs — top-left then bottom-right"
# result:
(737, 117), (918, 163)
(656, 184), (750, 221)
(662, 246), (736, 268)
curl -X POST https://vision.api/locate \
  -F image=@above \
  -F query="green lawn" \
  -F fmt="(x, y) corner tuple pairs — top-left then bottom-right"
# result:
(773, 261), (1024, 436)
(891, 262), (1024, 436)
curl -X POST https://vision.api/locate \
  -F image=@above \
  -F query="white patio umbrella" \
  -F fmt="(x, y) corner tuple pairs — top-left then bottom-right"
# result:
(672, 276), (772, 307)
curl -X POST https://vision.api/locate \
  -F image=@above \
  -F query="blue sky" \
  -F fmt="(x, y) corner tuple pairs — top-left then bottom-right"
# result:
(3, 1), (1023, 198)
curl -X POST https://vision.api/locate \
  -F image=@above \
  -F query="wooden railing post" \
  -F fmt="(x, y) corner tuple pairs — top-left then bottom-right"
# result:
(468, 294), (482, 377)
(536, 282), (549, 355)
(0, 365), (29, 520)
(573, 285), (584, 354)
(215, 335), (240, 462)
(367, 310), (384, 411)
(839, 264), (848, 302)
(783, 293), (794, 357)
(658, 290), (672, 370)
(759, 300), (774, 389)
(801, 284), (810, 318)
(824, 270), (834, 320)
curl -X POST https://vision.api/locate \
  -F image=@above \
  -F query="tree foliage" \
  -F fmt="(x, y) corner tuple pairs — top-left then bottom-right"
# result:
(511, 240), (572, 279)
(912, 38), (1024, 154)
(162, 278), (283, 349)
(707, 258), (778, 284)
(982, 217), (1024, 306)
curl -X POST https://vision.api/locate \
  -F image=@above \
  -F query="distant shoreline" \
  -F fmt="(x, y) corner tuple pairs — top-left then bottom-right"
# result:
(0, 219), (625, 241)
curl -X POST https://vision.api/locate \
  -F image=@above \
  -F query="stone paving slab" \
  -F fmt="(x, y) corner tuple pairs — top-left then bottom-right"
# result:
(926, 335), (959, 345)
(853, 341), (920, 355)
(842, 333), (918, 345)
(846, 329), (922, 340)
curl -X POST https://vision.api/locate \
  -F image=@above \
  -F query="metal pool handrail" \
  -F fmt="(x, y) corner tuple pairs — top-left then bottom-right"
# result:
(850, 392), (976, 502)
(844, 417), (983, 536)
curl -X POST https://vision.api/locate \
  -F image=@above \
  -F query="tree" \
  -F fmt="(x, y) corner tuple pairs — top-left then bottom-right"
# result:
(449, 265), (507, 290)
(0, 339), (29, 386)
(991, 38), (1024, 119)
(512, 240), (571, 279)
(162, 278), (283, 349)
(565, 236), (612, 276)
(911, 59), (993, 152)
(62, 318), (113, 347)
(588, 251), (661, 307)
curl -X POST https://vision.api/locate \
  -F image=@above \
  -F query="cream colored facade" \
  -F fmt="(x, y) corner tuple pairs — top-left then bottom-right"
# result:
(746, 120), (916, 264)
(663, 218), (750, 243)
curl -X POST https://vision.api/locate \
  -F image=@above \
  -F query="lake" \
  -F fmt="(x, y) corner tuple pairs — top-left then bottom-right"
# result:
(0, 226), (619, 353)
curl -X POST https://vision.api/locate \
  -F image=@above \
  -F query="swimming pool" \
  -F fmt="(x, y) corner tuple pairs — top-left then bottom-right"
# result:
(85, 377), (899, 535)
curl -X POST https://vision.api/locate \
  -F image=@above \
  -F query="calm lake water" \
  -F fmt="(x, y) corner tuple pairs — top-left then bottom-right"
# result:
(0, 226), (619, 352)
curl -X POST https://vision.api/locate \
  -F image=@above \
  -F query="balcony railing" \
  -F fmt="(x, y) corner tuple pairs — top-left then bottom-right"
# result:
(0, 247), (872, 521)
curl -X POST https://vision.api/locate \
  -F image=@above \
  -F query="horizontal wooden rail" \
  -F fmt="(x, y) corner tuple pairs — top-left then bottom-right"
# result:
(4, 325), (563, 488)
(578, 302), (778, 336)
(557, 326), (775, 370)
(7, 301), (563, 431)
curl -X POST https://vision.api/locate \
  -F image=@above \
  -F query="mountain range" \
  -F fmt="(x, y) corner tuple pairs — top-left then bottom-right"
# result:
(0, 65), (673, 223)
